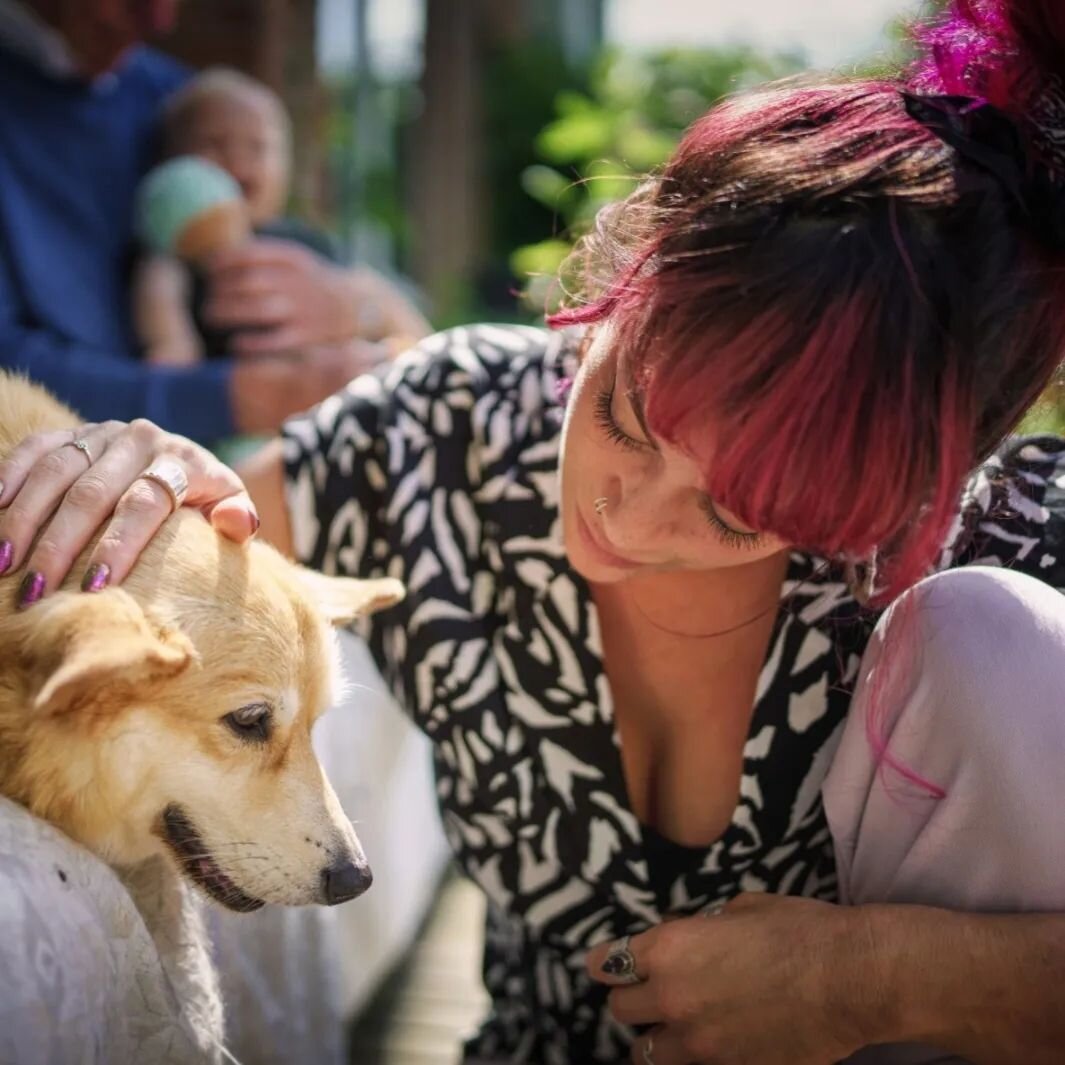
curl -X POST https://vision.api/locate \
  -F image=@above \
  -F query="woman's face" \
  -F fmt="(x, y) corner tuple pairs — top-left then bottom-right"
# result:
(559, 328), (787, 583)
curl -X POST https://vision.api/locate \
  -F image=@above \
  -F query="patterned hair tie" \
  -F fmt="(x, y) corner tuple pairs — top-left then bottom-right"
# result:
(901, 85), (1065, 250)
(1028, 74), (1065, 176)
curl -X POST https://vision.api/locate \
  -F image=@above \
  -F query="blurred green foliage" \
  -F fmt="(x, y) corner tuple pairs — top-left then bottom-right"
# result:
(317, 0), (1062, 435)
(510, 44), (803, 309)
(1018, 390), (1065, 436)
(324, 77), (423, 262)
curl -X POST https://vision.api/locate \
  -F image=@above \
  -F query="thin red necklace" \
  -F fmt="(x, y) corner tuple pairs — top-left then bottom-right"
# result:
(626, 591), (781, 640)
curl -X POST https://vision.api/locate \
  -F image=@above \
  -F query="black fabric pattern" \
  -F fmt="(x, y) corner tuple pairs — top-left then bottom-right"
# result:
(901, 91), (1065, 250)
(282, 325), (1065, 1064)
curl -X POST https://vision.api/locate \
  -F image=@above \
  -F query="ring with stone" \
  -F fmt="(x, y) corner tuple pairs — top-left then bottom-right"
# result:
(62, 437), (93, 466)
(601, 935), (643, 985)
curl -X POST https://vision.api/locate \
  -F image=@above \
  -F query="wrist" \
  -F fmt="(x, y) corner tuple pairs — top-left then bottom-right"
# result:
(230, 359), (286, 435)
(818, 904), (902, 1052)
(345, 267), (432, 341)
(851, 904), (979, 1048)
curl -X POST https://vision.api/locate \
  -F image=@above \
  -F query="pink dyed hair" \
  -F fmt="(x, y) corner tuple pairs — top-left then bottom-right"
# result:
(549, 0), (1065, 607)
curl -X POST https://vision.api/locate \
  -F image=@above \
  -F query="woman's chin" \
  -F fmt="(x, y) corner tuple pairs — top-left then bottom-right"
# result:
(564, 537), (638, 584)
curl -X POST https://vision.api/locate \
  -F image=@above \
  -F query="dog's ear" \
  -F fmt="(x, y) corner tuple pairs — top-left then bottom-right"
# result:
(25, 589), (196, 716)
(293, 569), (405, 626)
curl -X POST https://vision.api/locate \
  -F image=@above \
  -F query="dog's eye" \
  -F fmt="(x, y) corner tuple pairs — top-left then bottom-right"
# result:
(223, 703), (272, 743)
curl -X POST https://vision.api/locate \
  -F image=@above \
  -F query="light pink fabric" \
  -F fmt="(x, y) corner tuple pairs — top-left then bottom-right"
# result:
(823, 566), (1065, 1064)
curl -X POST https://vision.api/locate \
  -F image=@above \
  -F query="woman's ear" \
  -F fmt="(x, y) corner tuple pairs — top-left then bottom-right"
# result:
(293, 568), (405, 627)
(20, 589), (196, 717)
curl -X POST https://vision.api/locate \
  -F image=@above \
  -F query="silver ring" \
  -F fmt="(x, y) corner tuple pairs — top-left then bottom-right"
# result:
(593, 496), (608, 515)
(700, 898), (728, 918)
(63, 438), (93, 466)
(642, 1033), (654, 1065)
(138, 458), (189, 514)
(601, 935), (642, 985)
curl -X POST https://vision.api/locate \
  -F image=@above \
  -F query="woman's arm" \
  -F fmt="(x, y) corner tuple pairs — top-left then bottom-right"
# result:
(586, 894), (1065, 1065)
(867, 904), (1065, 1063)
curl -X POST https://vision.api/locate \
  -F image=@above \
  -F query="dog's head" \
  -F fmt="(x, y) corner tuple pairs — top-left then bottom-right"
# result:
(3, 511), (403, 912)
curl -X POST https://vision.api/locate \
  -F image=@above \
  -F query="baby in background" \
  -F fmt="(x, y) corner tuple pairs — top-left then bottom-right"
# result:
(132, 67), (341, 366)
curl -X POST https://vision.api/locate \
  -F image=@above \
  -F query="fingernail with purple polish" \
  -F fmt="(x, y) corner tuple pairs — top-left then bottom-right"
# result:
(249, 512), (261, 536)
(81, 563), (111, 593)
(0, 540), (12, 576)
(17, 570), (45, 608)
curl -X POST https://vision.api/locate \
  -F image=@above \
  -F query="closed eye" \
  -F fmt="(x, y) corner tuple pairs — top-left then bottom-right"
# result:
(594, 369), (656, 454)
(594, 385), (645, 452)
(698, 497), (763, 549)
(222, 702), (272, 743)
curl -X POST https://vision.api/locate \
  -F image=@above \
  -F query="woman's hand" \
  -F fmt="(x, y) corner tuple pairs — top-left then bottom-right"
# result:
(587, 893), (883, 1065)
(0, 420), (259, 600)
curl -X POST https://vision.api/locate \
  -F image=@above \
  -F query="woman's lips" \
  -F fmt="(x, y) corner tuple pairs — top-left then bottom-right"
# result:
(577, 509), (642, 570)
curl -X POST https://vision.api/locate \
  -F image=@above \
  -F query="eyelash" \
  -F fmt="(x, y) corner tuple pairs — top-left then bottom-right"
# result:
(593, 384), (763, 550)
(698, 498), (763, 550)
(593, 385), (645, 453)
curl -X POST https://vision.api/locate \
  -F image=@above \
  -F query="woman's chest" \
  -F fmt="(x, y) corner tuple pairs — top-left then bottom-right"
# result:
(597, 626), (765, 849)
(400, 569), (856, 948)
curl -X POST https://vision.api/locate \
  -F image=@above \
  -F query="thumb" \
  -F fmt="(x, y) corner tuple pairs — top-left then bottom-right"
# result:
(205, 494), (260, 543)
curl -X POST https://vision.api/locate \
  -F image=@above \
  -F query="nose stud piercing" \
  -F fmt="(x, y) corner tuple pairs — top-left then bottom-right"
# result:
(594, 497), (608, 515)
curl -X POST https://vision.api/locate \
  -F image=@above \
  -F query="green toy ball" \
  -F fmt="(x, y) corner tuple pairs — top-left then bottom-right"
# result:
(136, 155), (246, 256)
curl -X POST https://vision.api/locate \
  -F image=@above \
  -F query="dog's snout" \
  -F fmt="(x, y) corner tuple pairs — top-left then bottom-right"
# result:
(322, 859), (373, 905)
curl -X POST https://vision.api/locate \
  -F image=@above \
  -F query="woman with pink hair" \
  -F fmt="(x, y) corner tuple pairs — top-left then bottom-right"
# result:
(2, 1), (1065, 1061)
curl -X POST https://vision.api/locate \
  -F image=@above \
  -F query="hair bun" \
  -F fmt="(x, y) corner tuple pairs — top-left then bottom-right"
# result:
(911, 0), (1065, 173)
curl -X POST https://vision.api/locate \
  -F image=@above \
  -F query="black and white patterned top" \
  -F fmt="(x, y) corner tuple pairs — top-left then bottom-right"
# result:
(282, 325), (1065, 1064)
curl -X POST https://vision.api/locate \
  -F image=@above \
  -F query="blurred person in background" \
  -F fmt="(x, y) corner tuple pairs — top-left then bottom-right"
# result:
(135, 67), (371, 368)
(0, 0), (429, 444)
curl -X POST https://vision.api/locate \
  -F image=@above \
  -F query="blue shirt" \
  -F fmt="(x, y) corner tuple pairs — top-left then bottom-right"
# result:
(0, 45), (235, 442)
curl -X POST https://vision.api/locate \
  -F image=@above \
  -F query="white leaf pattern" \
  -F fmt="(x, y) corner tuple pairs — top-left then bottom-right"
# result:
(281, 325), (1065, 1064)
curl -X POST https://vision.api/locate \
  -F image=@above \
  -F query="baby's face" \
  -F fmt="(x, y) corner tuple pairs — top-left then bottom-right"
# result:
(180, 91), (289, 225)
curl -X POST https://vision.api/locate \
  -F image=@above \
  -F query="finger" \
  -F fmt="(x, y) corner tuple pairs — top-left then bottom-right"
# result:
(230, 323), (311, 357)
(81, 448), (253, 588)
(206, 263), (288, 301)
(0, 427), (108, 576)
(203, 291), (295, 331)
(0, 427), (89, 511)
(608, 984), (664, 1028)
(630, 1026), (688, 1065)
(15, 427), (164, 596)
(205, 493), (260, 542)
(587, 931), (657, 987)
(207, 238), (306, 275)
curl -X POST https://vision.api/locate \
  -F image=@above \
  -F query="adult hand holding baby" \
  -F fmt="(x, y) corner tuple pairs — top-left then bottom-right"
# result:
(203, 238), (375, 357)
(204, 239), (430, 358)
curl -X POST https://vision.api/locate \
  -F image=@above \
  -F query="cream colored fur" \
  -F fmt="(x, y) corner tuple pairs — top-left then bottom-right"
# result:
(0, 371), (403, 909)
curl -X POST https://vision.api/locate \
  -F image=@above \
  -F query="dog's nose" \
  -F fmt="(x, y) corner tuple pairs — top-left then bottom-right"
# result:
(322, 859), (373, 905)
